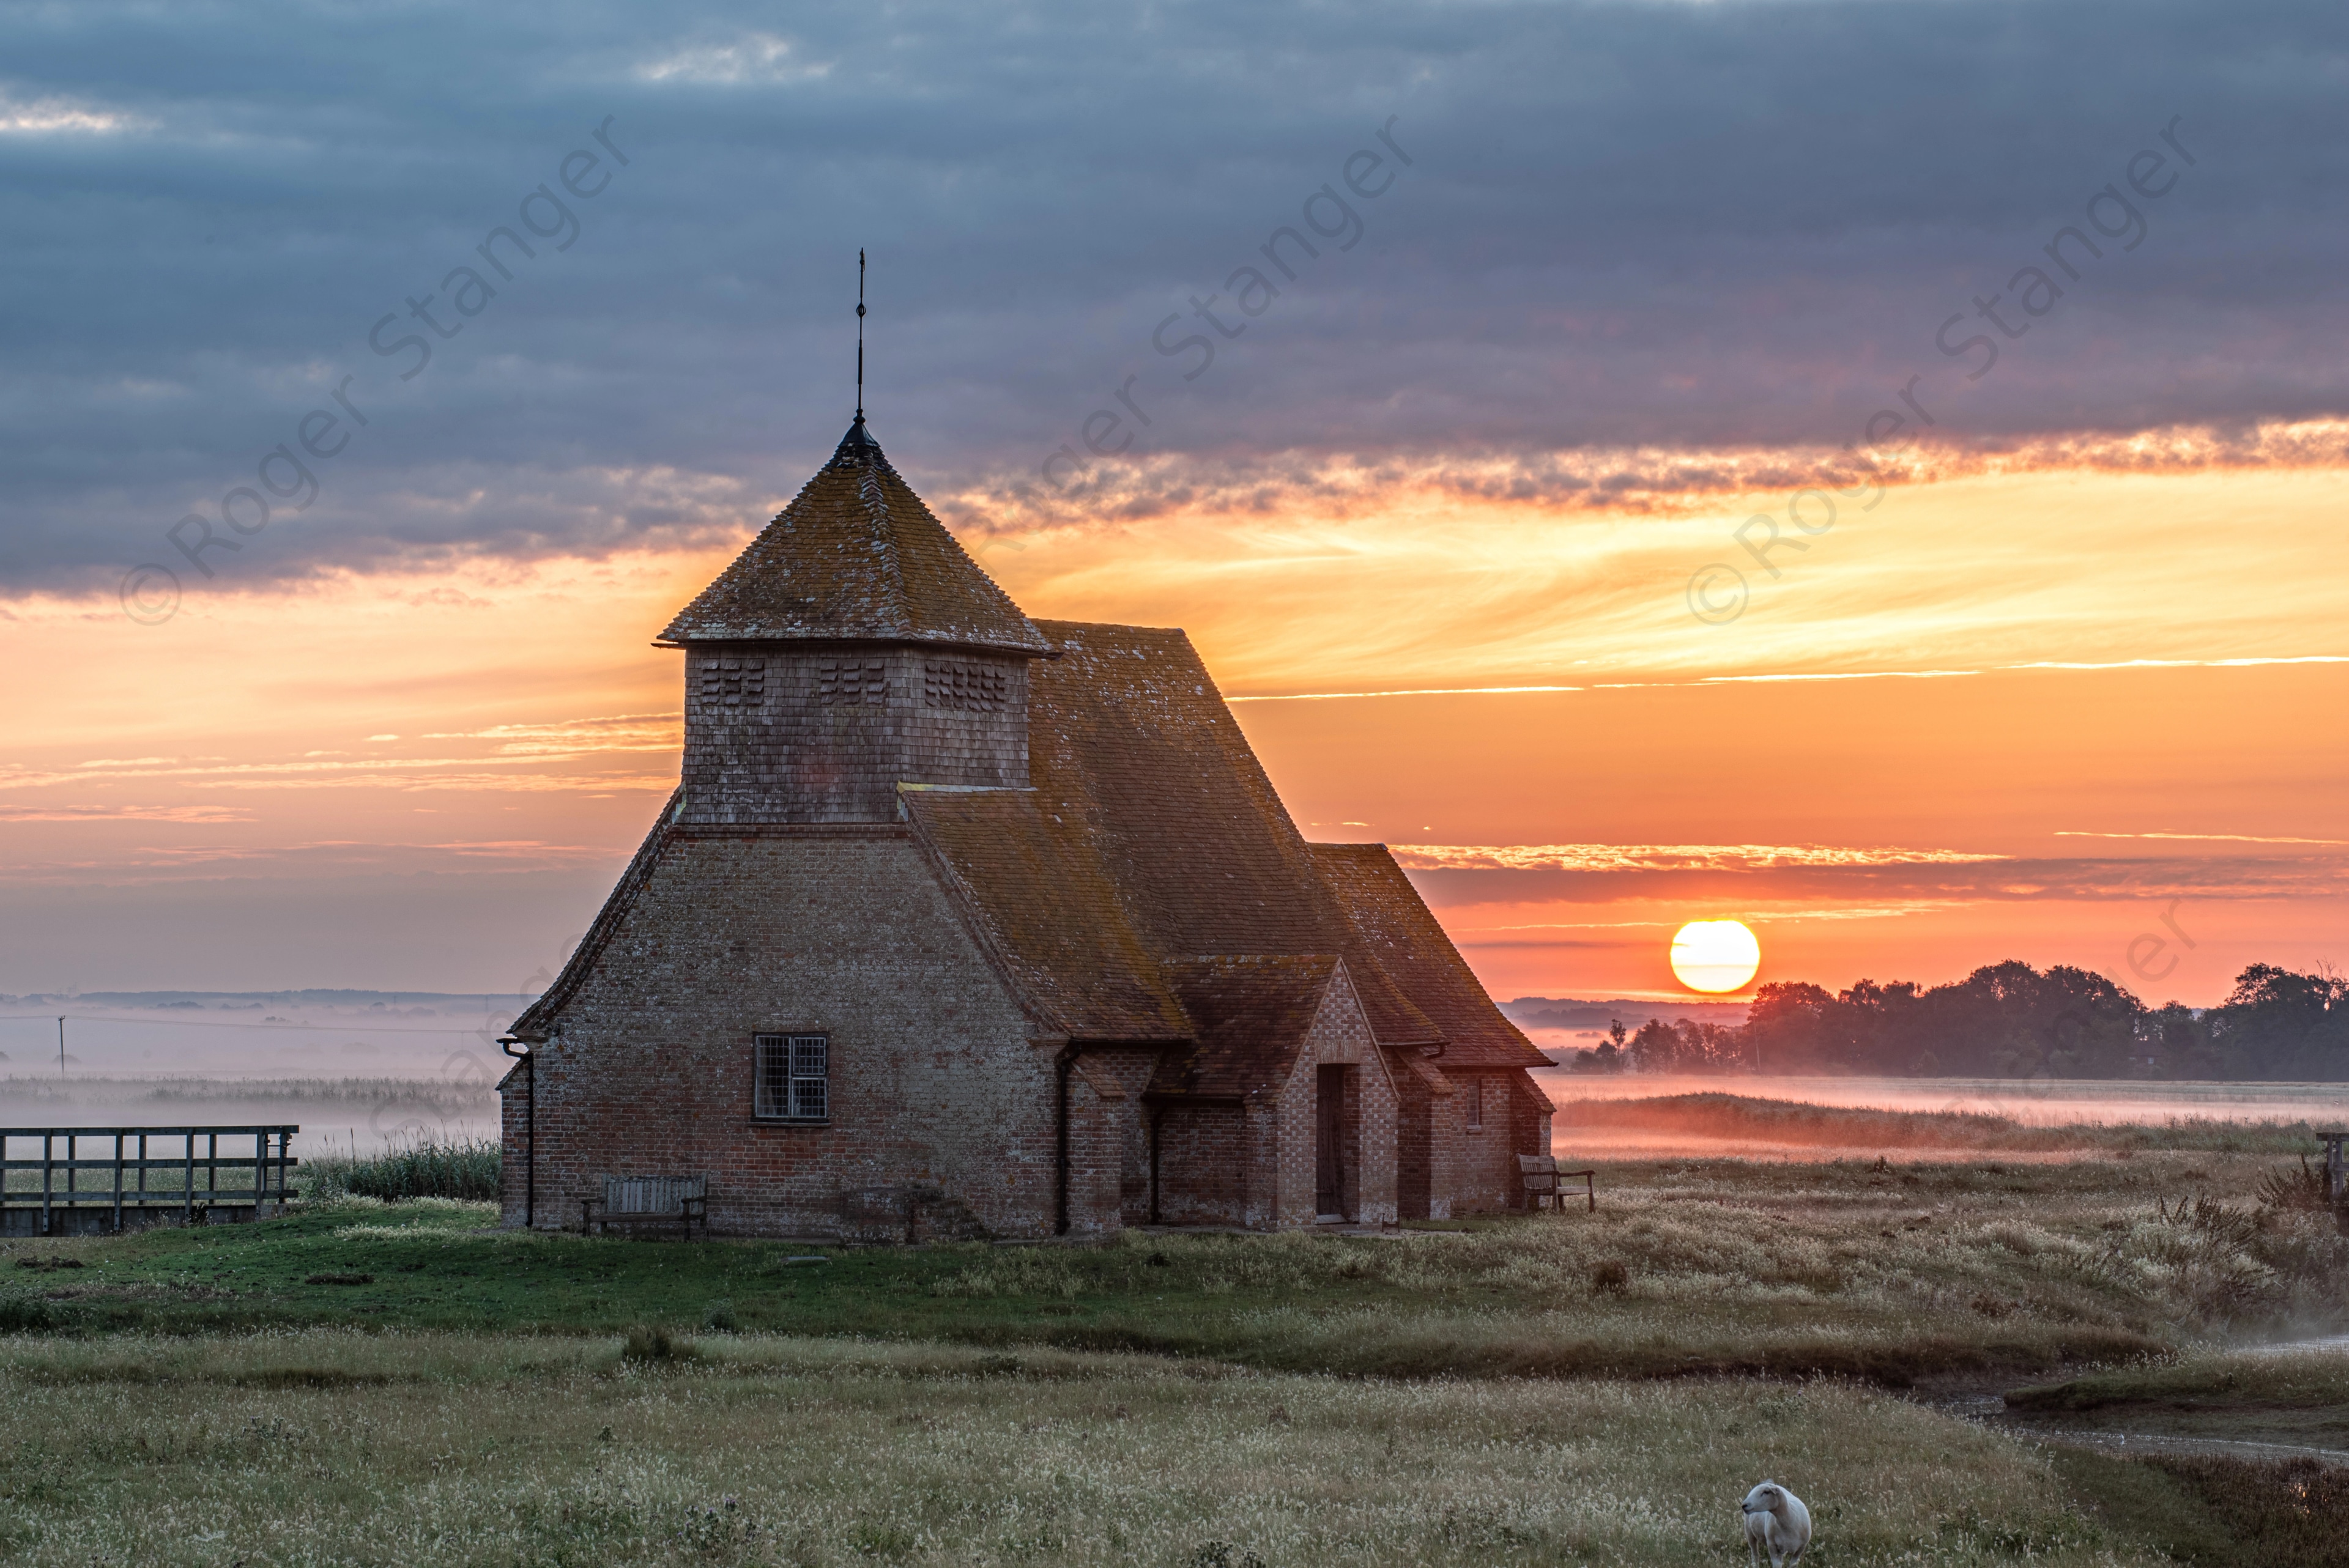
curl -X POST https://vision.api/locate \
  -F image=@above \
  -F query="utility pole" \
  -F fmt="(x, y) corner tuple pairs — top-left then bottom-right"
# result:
(57, 1016), (66, 1074)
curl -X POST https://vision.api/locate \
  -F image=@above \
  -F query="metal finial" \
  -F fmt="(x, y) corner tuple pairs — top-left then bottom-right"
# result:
(855, 249), (866, 422)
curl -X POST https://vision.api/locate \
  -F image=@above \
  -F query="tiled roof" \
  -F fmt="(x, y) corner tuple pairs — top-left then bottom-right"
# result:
(1023, 621), (1440, 1046)
(1159, 956), (1346, 1098)
(658, 419), (1051, 653)
(1310, 842), (1552, 1069)
(901, 785), (1192, 1041)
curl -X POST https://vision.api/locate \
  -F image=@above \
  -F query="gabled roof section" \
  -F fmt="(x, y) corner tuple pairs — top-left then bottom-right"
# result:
(511, 788), (681, 1044)
(1310, 842), (1553, 1070)
(1026, 621), (1442, 1047)
(900, 786), (1192, 1042)
(658, 419), (1051, 654)
(1159, 955), (1343, 1098)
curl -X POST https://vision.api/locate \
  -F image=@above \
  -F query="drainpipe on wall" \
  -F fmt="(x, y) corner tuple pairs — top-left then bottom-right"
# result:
(1053, 1045), (1078, 1237)
(1148, 1103), (1167, 1226)
(500, 1038), (533, 1229)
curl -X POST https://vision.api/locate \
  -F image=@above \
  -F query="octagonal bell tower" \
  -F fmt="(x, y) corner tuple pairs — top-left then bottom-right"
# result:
(656, 416), (1052, 825)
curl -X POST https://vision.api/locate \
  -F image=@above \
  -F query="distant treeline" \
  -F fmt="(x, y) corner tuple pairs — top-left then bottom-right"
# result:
(1567, 960), (2348, 1080)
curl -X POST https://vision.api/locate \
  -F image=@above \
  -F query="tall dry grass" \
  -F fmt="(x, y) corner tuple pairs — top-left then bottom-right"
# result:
(303, 1137), (500, 1201)
(0, 1331), (2159, 1566)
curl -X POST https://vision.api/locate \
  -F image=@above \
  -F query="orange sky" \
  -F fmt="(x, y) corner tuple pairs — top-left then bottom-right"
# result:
(4, 446), (2345, 1005)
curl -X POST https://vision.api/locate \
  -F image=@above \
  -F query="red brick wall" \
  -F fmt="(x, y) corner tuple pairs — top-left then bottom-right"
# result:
(499, 832), (1065, 1238)
(1260, 977), (1398, 1226)
(1387, 1049), (1459, 1221)
(1150, 1103), (1249, 1223)
(1442, 1068), (1554, 1215)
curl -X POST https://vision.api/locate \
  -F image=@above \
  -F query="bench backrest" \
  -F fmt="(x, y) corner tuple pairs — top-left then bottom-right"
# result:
(601, 1175), (706, 1215)
(1516, 1154), (1560, 1177)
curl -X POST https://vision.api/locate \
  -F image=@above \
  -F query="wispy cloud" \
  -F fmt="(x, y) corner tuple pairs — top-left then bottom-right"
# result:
(0, 804), (251, 824)
(2054, 830), (2349, 846)
(637, 32), (829, 84)
(1394, 843), (2005, 874)
(421, 713), (682, 757)
(0, 89), (152, 136)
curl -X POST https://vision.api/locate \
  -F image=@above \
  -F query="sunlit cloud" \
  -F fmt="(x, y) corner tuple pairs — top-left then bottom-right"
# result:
(2054, 830), (2349, 846)
(637, 32), (830, 84)
(1234, 685), (1583, 703)
(0, 90), (152, 135)
(1394, 843), (2005, 873)
(421, 713), (683, 757)
(0, 804), (251, 824)
(944, 419), (2349, 541)
(0, 838), (627, 886)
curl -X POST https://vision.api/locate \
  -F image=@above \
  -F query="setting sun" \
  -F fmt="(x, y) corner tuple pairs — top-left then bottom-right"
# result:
(1671, 919), (1761, 994)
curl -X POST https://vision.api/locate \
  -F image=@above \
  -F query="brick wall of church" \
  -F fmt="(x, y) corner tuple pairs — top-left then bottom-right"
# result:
(1149, 1103), (1251, 1223)
(677, 644), (1032, 825)
(1387, 1050), (1461, 1221)
(1261, 983), (1398, 1227)
(498, 831), (1072, 1238)
(1447, 1068), (1552, 1214)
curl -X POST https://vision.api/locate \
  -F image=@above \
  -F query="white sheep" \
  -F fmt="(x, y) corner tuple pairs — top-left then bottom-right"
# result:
(1741, 1480), (1811, 1567)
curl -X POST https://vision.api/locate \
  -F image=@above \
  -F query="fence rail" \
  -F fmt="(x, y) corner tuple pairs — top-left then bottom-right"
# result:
(1, 1125), (299, 1235)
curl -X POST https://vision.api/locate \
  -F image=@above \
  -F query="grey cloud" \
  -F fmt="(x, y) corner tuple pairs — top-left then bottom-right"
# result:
(2, 0), (2345, 593)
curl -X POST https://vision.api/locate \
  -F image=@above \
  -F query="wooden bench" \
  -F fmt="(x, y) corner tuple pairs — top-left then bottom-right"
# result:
(581, 1175), (708, 1240)
(1518, 1154), (1595, 1213)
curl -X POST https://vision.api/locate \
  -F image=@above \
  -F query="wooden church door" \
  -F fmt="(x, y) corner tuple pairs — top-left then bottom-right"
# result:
(1315, 1065), (1346, 1218)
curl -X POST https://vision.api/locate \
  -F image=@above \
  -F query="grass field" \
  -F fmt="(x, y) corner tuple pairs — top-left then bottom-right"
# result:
(4, 1330), (2337, 1568)
(8, 1148), (2343, 1379)
(4, 1133), (2347, 1564)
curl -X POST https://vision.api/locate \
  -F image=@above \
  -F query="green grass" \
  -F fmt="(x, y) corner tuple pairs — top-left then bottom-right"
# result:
(2009, 1348), (2349, 1415)
(4, 1151), (2347, 1563)
(0, 1331), (2210, 1567)
(5, 1150), (2344, 1384)
(2050, 1445), (2349, 1567)
(302, 1136), (500, 1202)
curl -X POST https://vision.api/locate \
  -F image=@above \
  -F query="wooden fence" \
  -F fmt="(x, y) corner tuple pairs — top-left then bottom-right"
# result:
(1, 1126), (299, 1236)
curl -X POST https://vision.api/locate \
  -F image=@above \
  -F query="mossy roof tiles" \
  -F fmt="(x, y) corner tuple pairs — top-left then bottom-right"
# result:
(1310, 842), (1553, 1070)
(1159, 956), (1347, 1098)
(658, 420), (1050, 653)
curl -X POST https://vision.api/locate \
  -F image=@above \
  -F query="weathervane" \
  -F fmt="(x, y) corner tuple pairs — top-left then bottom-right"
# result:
(855, 248), (866, 423)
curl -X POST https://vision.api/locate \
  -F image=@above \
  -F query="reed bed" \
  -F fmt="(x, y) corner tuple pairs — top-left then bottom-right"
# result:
(303, 1137), (501, 1202)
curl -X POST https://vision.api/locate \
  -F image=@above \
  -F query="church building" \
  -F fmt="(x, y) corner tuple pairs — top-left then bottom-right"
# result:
(497, 415), (1554, 1239)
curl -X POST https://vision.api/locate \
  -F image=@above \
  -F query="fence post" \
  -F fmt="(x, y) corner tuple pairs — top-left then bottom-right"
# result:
(183, 1133), (195, 1223)
(113, 1132), (124, 1232)
(42, 1132), (53, 1237)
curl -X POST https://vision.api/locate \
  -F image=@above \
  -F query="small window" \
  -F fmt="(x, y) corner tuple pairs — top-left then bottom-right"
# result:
(755, 1033), (829, 1121)
(1464, 1077), (1483, 1131)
